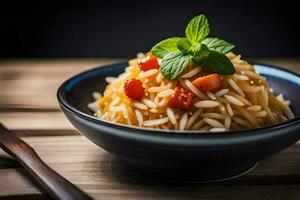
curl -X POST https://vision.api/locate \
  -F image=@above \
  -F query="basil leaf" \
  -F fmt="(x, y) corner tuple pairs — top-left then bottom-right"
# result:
(150, 14), (236, 77)
(201, 37), (235, 54)
(185, 15), (210, 43)
(176, 38), (192, 54)
(151, 37), (180, 59)
(193, 43), (210, 58)
(160, 52), (190, 80)
(193, 50), (235, 75)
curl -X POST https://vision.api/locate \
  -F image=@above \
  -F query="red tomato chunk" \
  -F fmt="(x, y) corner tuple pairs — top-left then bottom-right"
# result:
(168, 87), (194, 110)
(192, 73), (222, 92)
(124, 78), (145, 100)
(139, 52), (160, 72)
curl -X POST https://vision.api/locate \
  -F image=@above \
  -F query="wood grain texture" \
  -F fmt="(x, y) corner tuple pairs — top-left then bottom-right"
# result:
(0, 135), (300, 199)
(0, 112), (73, 130)
(0, 58), (300, 199)
(0, 125), (92, 200)
(0, 58), (121, 110)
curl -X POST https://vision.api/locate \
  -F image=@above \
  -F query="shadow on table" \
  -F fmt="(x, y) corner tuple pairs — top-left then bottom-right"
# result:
(95, 149), (300, 199)
(0, 151), (21, 169)
(99, 153), (300, 186)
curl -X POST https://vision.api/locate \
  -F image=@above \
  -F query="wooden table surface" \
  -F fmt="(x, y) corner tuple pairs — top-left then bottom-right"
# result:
(0, 58), (300, 200)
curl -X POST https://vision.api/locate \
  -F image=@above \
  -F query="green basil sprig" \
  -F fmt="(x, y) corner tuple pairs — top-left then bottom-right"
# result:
(151, 37), (180, 58)
(160, 53), (191, 80)
(151, 14), (235, 80)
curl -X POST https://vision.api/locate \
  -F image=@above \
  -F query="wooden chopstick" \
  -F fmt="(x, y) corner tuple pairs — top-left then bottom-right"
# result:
(0, 123), (93, 200)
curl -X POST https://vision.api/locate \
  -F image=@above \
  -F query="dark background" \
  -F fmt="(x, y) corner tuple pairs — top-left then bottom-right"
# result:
(1, 0), (299, 58)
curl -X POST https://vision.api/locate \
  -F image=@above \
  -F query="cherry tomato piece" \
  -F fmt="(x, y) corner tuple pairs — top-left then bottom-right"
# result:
(139, 52), (160, 72)
(124, 78), (145, 100)
(168, 87), (194, 110)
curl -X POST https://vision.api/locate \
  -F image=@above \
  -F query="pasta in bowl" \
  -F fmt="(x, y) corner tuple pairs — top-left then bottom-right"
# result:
(58, 14), (300, 182)
(88, 14), (294, 132)
(89, 52), (294, 131)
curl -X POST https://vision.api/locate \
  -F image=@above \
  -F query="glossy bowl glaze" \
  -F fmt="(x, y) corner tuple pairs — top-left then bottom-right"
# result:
(57, 62), (300, 182)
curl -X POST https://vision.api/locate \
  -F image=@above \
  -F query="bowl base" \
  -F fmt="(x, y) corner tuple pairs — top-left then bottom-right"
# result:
(127, 161), (258, 183)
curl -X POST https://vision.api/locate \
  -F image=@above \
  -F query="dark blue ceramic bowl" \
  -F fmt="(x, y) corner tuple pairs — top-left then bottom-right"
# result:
(57, 62), (300, 182)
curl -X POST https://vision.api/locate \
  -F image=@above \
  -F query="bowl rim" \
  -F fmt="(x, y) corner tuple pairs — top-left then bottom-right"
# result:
(57, 61), (300, 137)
